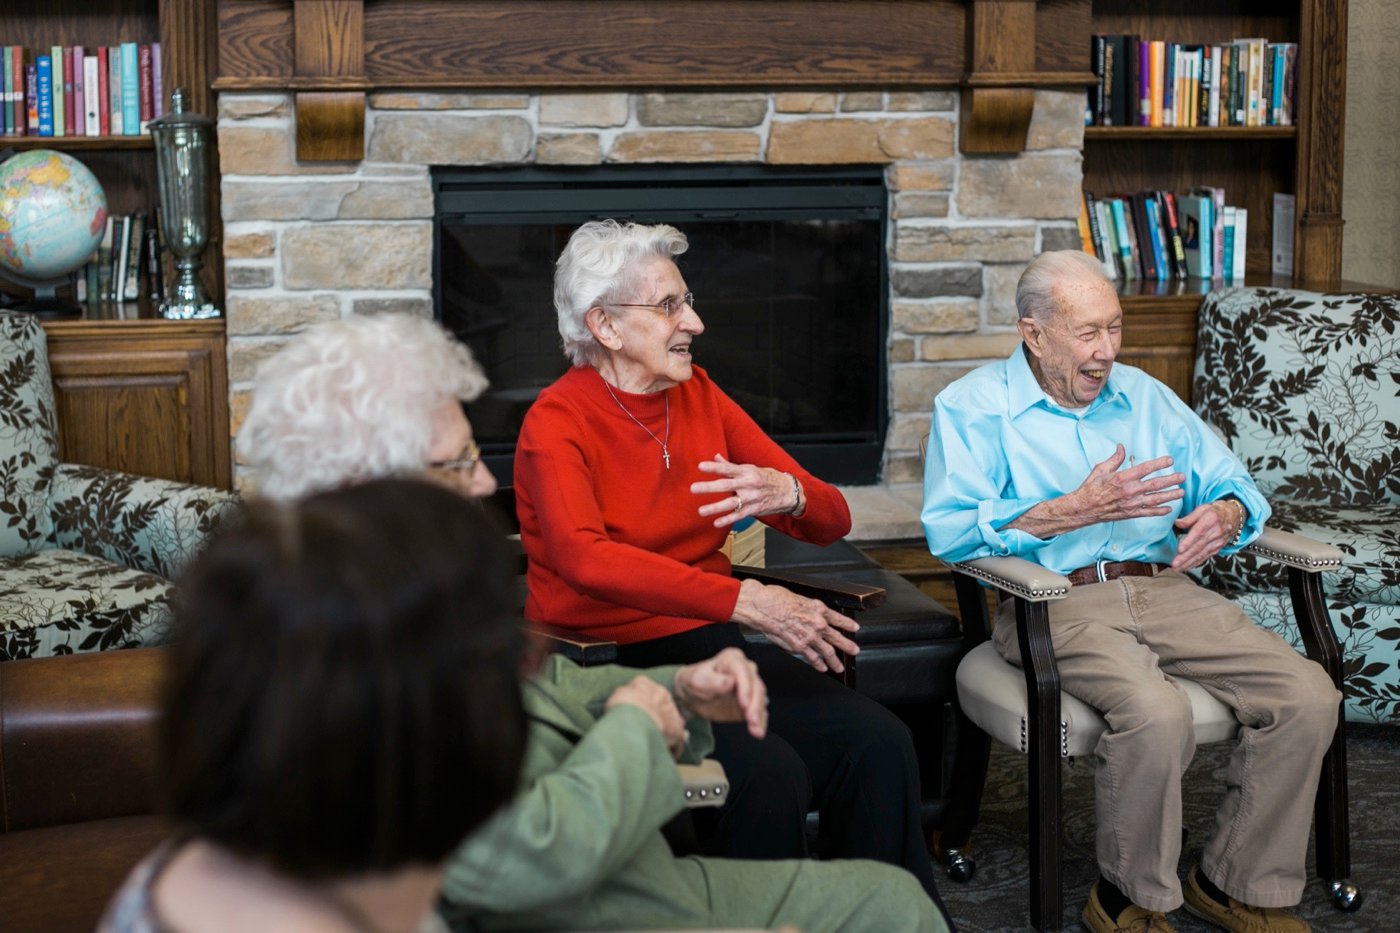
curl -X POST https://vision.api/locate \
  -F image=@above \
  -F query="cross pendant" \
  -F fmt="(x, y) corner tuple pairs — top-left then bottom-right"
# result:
(663, 449), (671, 469)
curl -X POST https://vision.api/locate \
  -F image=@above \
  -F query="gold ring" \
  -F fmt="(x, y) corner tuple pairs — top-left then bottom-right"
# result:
(733, 494), (744, 512)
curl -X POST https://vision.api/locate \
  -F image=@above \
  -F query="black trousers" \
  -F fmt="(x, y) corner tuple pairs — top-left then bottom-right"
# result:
(615, 623), (948, 913)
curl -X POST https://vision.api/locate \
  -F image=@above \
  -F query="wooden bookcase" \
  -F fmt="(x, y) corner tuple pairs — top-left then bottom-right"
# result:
(1, 0), (223, 307)
(1084, 1), (1349, 401)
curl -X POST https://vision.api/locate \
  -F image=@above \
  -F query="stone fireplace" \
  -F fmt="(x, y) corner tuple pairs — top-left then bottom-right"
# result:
(217, 85), (1085, 534)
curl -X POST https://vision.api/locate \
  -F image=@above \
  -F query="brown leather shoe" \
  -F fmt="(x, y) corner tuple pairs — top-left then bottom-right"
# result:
(1182, 866), (1310, 932)
(1081, 882), (1176, 932)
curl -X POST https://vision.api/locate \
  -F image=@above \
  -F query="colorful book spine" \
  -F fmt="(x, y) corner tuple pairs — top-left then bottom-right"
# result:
(50, 45), (65, 136)
(1108, 197), (1137, 280)
(97, 46), (111, 136)
(138, 43), (153, 131)
(1095, 199), (1121, 280)
(151, 42), (164, 119)
(1, 46), (12, 136)
(1221, 206), (1237, 279)
(109, 45), (123, 136)
(13, 47), (27, 136)
(1232, 207), (1248, 280)
(36, 54), (54, 136)
(71, 46), (85, 136)
(1160, 191), (1188, 278)
(120, 42), (140, 135)
(25, 62), (38, 135)
(84, 55), (101, 136)
(1138, 39), (1151, 126)
(1178, 194), (1213, 278)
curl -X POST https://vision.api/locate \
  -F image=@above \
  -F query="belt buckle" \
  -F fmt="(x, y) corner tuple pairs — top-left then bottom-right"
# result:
(1095, 559), (1109, 583)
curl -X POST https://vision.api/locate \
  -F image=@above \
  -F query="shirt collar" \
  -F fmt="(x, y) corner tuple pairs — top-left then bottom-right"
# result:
(1006, 343), (1132, 419)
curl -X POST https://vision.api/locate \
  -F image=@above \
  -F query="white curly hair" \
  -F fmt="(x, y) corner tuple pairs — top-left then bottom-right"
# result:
(238, 315), (488, 501)
(553, 219), (689, 366)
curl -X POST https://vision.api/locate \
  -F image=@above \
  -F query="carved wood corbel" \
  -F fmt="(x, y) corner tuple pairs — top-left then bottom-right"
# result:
(961, 0), (1039, 154)
(293, 0), (368, 161)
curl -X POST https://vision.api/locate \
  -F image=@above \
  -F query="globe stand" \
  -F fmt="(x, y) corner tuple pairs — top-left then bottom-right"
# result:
(0, 269), (83, 317)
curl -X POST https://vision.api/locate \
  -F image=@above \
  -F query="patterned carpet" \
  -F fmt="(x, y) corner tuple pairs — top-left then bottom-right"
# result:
(938, 725), (1398, 932)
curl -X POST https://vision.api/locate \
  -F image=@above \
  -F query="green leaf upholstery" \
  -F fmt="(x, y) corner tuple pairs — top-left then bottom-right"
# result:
(1193, 288), (1400, 723)
(0, 312), (240, 661)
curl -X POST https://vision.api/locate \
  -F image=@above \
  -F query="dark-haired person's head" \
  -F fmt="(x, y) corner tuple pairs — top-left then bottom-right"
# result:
(159, 478), (526, 880)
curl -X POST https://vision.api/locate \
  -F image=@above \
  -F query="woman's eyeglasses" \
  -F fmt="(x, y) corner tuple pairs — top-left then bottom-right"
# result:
(428, 437), (481, 474)
(609, 292), (695, 319)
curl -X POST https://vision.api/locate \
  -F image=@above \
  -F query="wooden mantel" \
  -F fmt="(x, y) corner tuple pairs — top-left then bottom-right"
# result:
(214, 0), (1093, 160)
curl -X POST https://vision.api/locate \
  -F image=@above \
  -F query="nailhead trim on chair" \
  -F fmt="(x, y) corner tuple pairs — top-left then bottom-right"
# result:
(1016, 718), (1072, 756)
(952, 563), (1070, 601)
(1241, 544), (1341, 572)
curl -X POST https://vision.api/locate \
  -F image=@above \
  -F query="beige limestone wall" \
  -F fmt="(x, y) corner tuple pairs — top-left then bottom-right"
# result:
(219, 89), (1084, 489)
(1343, 0), (1400, 288)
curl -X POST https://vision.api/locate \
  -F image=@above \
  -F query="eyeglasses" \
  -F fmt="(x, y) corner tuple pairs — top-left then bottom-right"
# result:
(428, 437), (481, 474)
(609, 292), (695, 319)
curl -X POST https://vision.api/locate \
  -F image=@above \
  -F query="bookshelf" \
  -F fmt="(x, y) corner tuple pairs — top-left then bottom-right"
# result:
(1, 0), (222, 309)
(1083, 0), (1348, 399)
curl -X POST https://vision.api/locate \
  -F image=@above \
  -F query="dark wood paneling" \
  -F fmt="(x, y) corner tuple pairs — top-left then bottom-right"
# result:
(215, 0), (294, 81)
(43, 320), (232, 489)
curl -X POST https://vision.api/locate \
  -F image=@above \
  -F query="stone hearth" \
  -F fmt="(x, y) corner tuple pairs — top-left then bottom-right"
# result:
(217, 86), (1086, 535)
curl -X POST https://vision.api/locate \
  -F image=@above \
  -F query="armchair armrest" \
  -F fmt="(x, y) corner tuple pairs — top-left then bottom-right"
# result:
(46, 463), (239, 579)
(526, 620), (618, 667)
(731, 564), (886, 613)
(1243, 526), (1345, 572)
(949, 556), (1071, 602)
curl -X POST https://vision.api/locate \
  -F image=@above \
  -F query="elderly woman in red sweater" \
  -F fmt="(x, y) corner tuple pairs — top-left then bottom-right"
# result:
(515, 219), (947, 910)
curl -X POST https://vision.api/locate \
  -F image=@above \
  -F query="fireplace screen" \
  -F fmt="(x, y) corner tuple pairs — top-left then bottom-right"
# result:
(433, 165), (887, 484)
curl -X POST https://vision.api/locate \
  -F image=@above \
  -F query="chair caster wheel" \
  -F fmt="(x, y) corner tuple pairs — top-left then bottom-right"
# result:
(943, 848), (975, 883)
(1328, 879), (1363, 912)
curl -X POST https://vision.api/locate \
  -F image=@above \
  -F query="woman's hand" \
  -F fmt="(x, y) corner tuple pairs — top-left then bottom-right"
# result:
(605, 675), (689, 759)
(692, 454), (803, 528)
(673, 647), (768, 739)
(731, 579), (860, 673)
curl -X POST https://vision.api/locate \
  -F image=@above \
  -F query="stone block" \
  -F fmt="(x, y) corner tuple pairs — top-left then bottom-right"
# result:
(638, 93), (768, 127)
(227, 336), (293, 385)
(840, 92), (884, 112)
(887, 413), (933, 451)
(1040, 225), (1084, 254)
(226, 295), (341, 335)
(219, 125), (350, 176)
(775, 92), (837, 113)
(983, 264), (1024, 325)
(1026, 90), (1087, 151)
(888, 162), (955, 191)
(367, 114), (532, 164)
(536, 133), (603, 164)
(767, 117), (954, 164)
(892, 299), (980, 335)
(957, 152), (1083, 220)
(891, 363), (974, 412)
(894, 224), (1036, 263)
(885, 455), (924, 485)
(352, 297), (433, 318)
(224, 232), (275, 260)
(919, 332), (1022, 362)
(218, 95), (290, 120)
(889, 337), (916, 363)
(892, 193), (951, 219)
(892, 265), (982, 299)
(226, 265), (275, 289)
(608, 132), (761, 163)
(887, 91), (956, 112)
(222, 179), (433, 222)
(539, 93), (629, 127)
(370, 92), (529, 110)
(281, 223), (432, 290)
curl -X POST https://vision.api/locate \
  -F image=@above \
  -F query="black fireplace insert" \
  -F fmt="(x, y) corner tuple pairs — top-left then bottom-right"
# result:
(432, 164), (887, 484)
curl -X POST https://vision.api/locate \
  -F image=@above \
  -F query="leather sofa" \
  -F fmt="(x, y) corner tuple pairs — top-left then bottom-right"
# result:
(0, 648), (169, 932)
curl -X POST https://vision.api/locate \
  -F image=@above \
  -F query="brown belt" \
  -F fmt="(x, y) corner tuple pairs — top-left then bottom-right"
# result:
(1065, 560), (1168, 587)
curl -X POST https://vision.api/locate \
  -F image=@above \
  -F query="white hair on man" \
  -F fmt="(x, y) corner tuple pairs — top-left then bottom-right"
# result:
(1015, 249), (1111, 324)
(238, 314), (488, 501)
(553, 219), (689, 367)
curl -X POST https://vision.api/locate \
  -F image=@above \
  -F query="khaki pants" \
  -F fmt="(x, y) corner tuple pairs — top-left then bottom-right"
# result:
(993, 570), (1339, 912)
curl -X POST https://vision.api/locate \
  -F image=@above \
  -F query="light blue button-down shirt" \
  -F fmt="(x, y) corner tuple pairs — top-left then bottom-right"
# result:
(921, 345), (1269, 574)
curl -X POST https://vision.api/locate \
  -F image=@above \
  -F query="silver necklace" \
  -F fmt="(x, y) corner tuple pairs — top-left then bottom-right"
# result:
(602, 379), (671, 469)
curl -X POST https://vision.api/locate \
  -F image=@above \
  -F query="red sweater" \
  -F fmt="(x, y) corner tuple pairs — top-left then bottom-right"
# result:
(516, 365), (852, 644)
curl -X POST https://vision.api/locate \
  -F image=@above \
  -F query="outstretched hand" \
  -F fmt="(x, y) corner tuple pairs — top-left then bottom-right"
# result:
(730, 578), (860, 673)
(673, 647), (769, 739)
(693, 454), (802, 528)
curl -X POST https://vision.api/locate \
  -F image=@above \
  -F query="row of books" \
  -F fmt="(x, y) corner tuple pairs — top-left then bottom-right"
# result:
(1078, 188), (1246, 283)
(1088, 35), (1297, 129)
(0, 42), (163, 138)
(73, 212), (168, 307)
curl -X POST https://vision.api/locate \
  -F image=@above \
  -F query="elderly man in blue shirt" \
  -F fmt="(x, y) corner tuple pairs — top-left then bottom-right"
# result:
(922, 250), (1339, 933)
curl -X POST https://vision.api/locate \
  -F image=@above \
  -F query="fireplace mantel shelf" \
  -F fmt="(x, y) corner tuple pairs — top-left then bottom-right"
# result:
(215, 0), (1095, 161)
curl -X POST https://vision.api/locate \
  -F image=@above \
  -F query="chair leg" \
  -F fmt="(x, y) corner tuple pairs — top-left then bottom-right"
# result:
(1018, 598), (1064, 931)
(1287, 568), (1364, 912)
(934, 710), (988, 882)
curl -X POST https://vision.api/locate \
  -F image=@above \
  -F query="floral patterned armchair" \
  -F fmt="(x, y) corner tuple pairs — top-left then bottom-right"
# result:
(0, 313), (240, 660)
(1193, 288), (1400, 723)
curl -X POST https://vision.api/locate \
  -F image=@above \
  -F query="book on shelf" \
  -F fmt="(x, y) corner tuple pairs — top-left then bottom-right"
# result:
(1128, 192), (1159, 280)
(83, 54), (100, 136)
(49, 45), (64, 136)
(96, 46), (110, 135)
(35, 54), (53, 136)
(119, 43), (139, 137)
(151, 43), (164, 121)
(70, 45), (84, 136)
(1159, 191), (1188, 278)
(122, 213), (145, 302)
(1107, 197), (1137, 280)
(108, 44), (123, 135)
(1272, 193), (1296, 276)
(1076, 191), (1097, 254)
(1083, 191), (1116, 280)
(1094, 198), (1122, 280)
(1106, 35), (1127, 127)
(1177, 193), (1214, 279)
(25, 59), (37, 135)
(143, 213), (167, 305)
(137, 44), (153, 132)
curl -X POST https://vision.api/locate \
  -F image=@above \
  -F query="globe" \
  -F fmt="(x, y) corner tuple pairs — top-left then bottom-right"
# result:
(0, 150), (109, 292)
